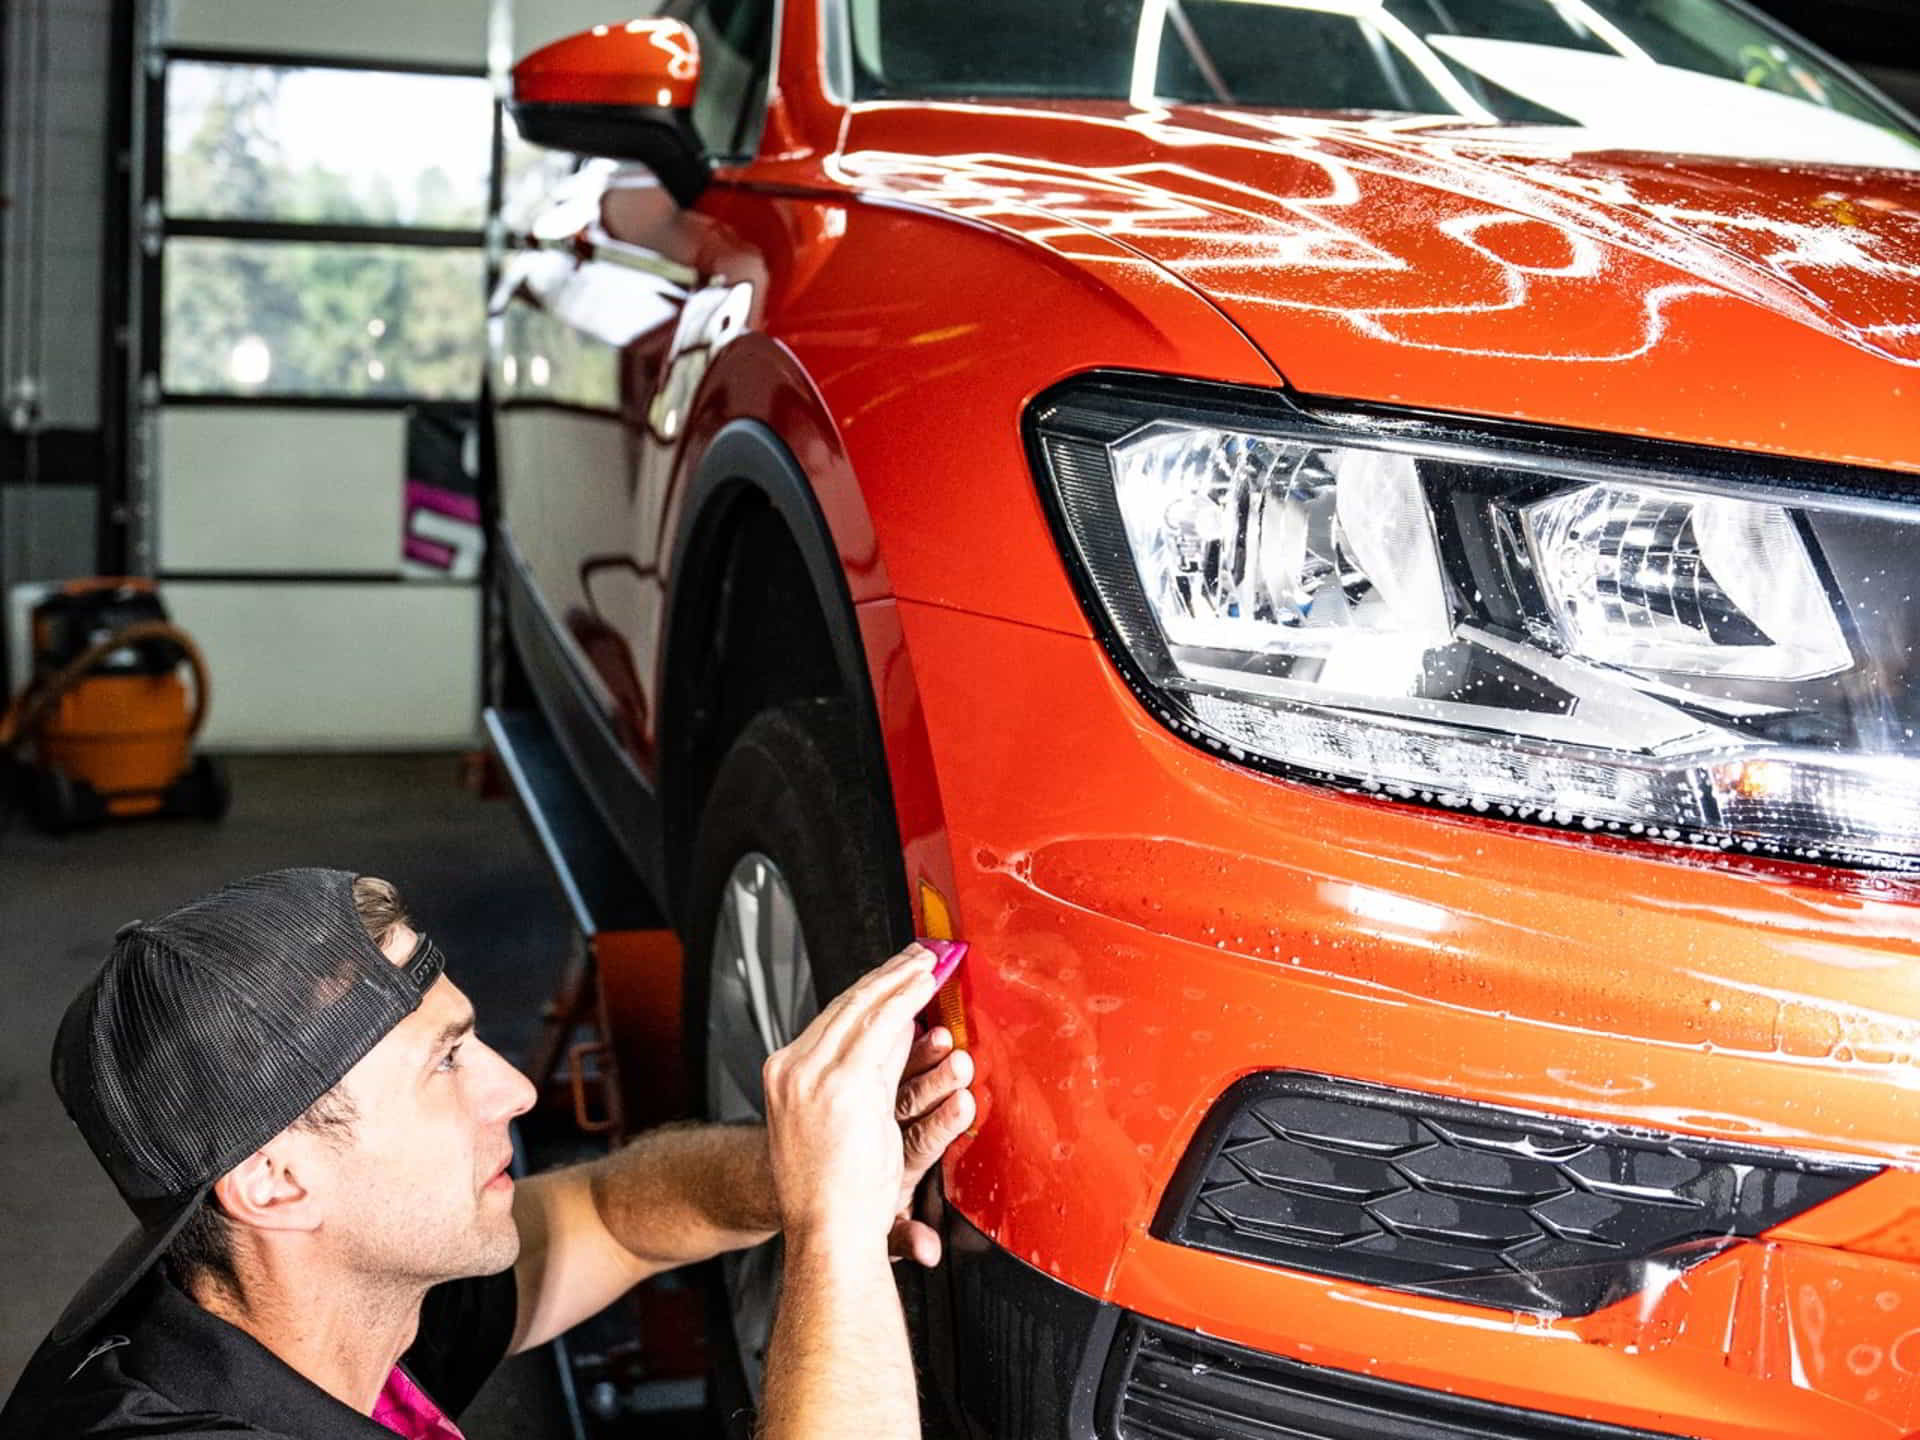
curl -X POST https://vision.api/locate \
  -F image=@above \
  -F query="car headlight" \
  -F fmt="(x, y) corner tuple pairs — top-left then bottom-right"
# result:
(1031, 376), (1920, 870)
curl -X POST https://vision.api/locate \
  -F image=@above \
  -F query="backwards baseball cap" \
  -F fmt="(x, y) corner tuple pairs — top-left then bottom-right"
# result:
(47, 867), (446, 1344)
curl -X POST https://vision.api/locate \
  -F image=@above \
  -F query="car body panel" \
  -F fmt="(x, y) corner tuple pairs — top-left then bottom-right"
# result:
(829, 103), (1920, 474)
(496, 159), (1282, 774)
(858, 597), (956, 944)
(697, 181), (1278, 627)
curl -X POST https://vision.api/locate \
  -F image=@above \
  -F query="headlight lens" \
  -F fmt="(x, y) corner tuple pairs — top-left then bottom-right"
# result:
(1034, 382), (1920, 869)
(1522, 484), (1850, 682)
(1113, 429), (1453, 652)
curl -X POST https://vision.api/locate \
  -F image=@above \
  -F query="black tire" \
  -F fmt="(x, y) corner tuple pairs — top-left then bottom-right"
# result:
(28, 766), (95, 836)
(166, 754), (230, 821)
(682, 700), (903, 1437)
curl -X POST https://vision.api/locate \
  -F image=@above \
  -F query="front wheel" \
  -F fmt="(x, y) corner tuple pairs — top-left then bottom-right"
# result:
(682, 701), (898, 1426)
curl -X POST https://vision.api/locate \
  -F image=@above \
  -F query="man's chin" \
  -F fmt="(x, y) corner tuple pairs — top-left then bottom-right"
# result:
(439, 1217), (522, 1284)
(477, 1224), (522, 1276)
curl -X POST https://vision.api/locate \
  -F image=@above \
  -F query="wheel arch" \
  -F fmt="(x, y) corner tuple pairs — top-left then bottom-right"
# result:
(659, 417), (913, 943)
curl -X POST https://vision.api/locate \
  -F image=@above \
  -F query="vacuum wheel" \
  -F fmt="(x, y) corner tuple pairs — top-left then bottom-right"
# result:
(28, 766), (107, 836)
(166, 754), (230, 822)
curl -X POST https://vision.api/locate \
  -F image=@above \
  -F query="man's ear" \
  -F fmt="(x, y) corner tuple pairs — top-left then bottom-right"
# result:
(212, 1140), (324, 1234)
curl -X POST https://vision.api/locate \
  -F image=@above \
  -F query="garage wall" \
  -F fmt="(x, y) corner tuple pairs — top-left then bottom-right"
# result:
(138, 0), (646, 748)
(0, 0), (114, 687)
(1, 0), (109, 432)
(151, 3), (493, 750)
(153, 407), (481, 747)
(169, 0), (488, 68)
(165, 583), (480, 749)
(514, 0), (658, 57)
(1, 0), (500, 744)
(157, 410), (407, 574)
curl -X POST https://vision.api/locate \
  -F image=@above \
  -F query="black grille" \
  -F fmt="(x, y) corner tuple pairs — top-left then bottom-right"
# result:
(1112, 1320), (1696, 1440)
(1155, 1073), (1876, 1316)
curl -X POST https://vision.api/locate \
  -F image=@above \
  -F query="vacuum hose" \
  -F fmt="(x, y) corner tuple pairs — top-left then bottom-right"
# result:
(0, 620), (212, 754)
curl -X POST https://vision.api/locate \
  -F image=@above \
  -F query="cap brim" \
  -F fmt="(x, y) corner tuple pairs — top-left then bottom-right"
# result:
(49, 1182), (209, 1345)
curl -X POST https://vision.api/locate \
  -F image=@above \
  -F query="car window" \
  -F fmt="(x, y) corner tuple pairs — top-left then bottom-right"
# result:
(1394, 0), (1904, 131)
(846, 0), (1920, 155)
(849, 0), (1140, 100)
(1157, 2), (1457, 113)
(682, 0), (778, 159)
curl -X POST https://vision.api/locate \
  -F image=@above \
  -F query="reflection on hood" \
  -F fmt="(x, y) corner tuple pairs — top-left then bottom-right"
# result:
(1430, 37), (1920, 170)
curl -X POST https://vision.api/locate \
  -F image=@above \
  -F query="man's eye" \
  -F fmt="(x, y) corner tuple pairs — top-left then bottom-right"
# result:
(437, 1044), (464, 1073)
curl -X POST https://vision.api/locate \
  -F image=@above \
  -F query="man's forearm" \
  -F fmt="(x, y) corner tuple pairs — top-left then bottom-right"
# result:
(510, 1122), (781, 1353)
(590, 1122), (780, 1267)
(760, 1232), (918, 1440)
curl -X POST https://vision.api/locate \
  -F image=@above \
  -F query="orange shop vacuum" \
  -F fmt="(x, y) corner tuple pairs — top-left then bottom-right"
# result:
(1, 579), (228, 834)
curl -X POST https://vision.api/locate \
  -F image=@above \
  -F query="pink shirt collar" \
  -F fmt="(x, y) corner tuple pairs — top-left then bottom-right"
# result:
(372, 1366), (465, 1440)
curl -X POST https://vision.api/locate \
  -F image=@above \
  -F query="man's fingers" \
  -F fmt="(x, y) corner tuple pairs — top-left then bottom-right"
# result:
(887, 1216), (942, 1268)
(835, 959), (940, 1071)
(769, 945), (932, 1086)
(801, 943), (937, 1057)
(895, 1047), (973, 1123)
(902, 1086), (975, 1178)
(904, 1025), (953, 1079)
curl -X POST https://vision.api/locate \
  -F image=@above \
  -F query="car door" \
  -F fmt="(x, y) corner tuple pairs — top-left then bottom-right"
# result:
(492, 0), (778, 778)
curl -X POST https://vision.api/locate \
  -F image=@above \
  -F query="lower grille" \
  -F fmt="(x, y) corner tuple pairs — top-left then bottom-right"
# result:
(1155, 1073), (1875, 1315)
(1113, 1320), (1694, 1440)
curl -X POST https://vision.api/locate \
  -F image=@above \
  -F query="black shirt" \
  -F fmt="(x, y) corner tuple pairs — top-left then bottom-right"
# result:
(0, 1267), (518, 1438)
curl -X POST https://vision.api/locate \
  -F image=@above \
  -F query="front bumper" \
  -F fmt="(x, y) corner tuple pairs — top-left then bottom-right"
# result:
(937, 1207), (1730, 1440)
(895, 598), (1920, 1436)
(938, 1191), (1920, 1440)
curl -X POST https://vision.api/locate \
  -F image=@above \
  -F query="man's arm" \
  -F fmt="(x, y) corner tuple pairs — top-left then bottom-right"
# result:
(507, 1123), (778, 1354)
(761, 1234), (916, 1440)
(507, 956), (973, 1355)
(758, 944), (961, 1440)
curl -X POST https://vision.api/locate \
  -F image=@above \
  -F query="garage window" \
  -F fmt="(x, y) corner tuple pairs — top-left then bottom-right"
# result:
(162, 239), (486, 399)
(165, 63), (493, 227)
(157, 53), (493, 402)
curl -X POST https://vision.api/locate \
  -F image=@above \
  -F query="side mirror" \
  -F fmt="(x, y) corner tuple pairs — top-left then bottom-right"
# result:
(510, 19), (709, 208)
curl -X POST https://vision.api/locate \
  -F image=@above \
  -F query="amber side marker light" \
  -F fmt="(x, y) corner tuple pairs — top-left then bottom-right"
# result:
(918, 879), (979, 1138)
(919, 879), (970, 1053)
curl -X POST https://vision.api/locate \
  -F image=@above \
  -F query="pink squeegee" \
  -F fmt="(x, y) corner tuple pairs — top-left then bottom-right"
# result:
(915, 939), (968, 1033)
(923, 937), (968, 985)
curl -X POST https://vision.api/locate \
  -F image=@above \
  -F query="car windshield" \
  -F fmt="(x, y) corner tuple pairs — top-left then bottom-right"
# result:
(847, 0), (1920, 165)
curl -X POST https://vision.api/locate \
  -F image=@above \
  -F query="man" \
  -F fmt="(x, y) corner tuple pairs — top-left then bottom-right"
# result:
(0, 868), (975, 1439)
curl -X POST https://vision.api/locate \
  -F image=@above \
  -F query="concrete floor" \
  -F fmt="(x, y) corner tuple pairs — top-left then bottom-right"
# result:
(0, 753), (577, 1434)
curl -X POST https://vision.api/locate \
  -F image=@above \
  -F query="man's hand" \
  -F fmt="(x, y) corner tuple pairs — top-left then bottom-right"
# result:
(759, 942), (974, 1440)
(888, 1023), (974, 1265)
(762, 943), (974, 1258)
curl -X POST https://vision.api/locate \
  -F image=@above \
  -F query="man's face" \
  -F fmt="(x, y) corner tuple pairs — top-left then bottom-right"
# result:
(292, 925), (536, 1287)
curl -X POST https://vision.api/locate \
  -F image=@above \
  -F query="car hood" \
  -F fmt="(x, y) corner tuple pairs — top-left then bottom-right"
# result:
(836, 103), (1920, 472)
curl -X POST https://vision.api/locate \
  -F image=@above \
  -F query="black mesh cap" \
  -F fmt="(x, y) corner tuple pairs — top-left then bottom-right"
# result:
(48, 867), (446, 1342)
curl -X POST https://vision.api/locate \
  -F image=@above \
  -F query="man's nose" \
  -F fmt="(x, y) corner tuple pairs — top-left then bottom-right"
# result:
(503, 1062), (537, 1120)
(479, 1041), (538, 1121)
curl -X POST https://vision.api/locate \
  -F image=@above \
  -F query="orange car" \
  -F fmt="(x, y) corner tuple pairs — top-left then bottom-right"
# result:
(486, 2), (1920, 1435)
